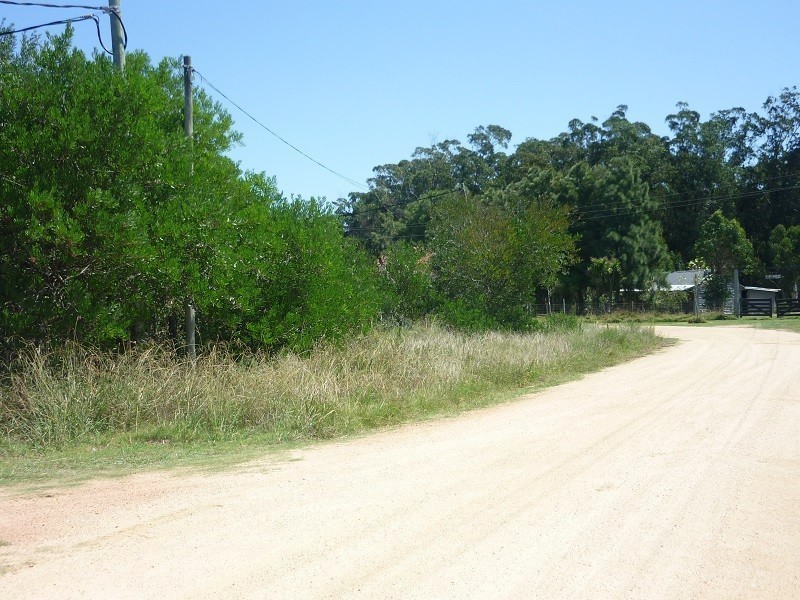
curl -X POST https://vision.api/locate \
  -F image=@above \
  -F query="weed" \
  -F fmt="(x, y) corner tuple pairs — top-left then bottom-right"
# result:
(0, 323), (665, 483)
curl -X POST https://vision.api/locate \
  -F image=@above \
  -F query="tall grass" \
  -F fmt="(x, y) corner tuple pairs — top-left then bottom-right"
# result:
(0, 321), (663, 451)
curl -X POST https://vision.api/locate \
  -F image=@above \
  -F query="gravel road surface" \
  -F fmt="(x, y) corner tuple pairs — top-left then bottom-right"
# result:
(1, 325), (799, 599)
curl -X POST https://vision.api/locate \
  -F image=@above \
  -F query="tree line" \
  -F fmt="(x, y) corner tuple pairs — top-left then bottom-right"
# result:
(2, 29), (799, 352)
(340, 90), (800, 323)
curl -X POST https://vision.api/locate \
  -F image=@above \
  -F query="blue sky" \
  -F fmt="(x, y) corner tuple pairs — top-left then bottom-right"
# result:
(2, 1), (798, 203)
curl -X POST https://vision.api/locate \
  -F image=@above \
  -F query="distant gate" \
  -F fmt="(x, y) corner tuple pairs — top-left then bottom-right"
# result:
(741, 299), (773, 317)
(777, 299), (800, 317)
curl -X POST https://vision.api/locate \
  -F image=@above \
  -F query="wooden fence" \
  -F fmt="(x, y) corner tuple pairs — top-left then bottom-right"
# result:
(740, 299), (773, 317)
(532, 298), (800, 318)
(777, 298), (800, 317)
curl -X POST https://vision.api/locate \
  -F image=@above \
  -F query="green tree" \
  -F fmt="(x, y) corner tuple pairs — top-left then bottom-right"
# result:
(429, 189), (575, 328)
(740, 87), (800, 254)
(570, 159), (670, 297)
(693, 210), (756, 306)
(379, 242), (436, 323)
(0, 30), (380, 349)
(769, 224), (800, 295)
(663, 103), (751, 260)
(0, 32), (199, 342)
(340, 126), (511, 252)
(588, 256), (622, 307)
(694, 210), (756, 275)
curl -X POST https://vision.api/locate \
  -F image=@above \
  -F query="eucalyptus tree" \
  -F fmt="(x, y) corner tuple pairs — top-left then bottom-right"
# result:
(740, 87), (800, 250)
(662, 103), (751, 260)
(340, 126), (512, 251)
(694, 210), (756, 276)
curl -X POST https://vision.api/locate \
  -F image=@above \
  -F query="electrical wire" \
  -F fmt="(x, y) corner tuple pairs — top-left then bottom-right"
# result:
(343, 163), (800, 223)
(576, 184), (800, 222)
(107, 6), (126, 50)
(570, 170), (800, 216)
(0, 12), (93, 35)
(342, 163), (799, 223)
(342, 181), (800, 238)
(191, 69), (368, 191)
(0, 3), (127, 52)
(0, 0), (110, 9)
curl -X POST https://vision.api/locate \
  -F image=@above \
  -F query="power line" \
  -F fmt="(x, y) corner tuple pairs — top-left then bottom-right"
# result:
(573, 170), (800, 216)
(1, 12), (92, 35)
(378, 160), (800, 221)
(342, 176), (800, 223)
(191, 69), (368, 192)
(577, 183), (800, 222)
(342, 182), (800, 238)
(0, 2), (127, 53)
(0, 0), (111, 9)
(342, 164), (800, 222)
(0, 13), (122, 55)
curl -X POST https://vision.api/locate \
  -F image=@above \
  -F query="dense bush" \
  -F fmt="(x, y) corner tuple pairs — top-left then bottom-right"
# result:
(427, 191), (575, 329)
(378, 241), (436, 324)
(0, 31), (380, 351)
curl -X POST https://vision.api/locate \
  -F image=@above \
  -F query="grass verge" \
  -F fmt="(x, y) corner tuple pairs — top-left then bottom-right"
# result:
(739, 316), (800, 334)
(0, 320), (667, 487)
(587, 310), (735, 324)
(595, 311), (800, 333)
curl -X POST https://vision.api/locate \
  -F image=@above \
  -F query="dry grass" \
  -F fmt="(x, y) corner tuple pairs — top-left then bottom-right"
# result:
(0, 321), (664, 481)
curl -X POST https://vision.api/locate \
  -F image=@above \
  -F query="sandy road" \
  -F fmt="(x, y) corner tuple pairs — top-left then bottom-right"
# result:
(1, 325), (799, 599)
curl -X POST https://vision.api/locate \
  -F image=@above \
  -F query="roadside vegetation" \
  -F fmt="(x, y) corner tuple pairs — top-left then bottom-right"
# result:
(0, 319), (665, 485)
(587, 310), (733, 324)
(588, 310), (800, 332)
(738, 316), (800, 334)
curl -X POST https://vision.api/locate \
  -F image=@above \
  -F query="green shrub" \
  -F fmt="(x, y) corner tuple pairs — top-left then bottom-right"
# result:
(379, 242), (437, 323)
(544, 313), (581, 331)
(437, 299), (500, 332)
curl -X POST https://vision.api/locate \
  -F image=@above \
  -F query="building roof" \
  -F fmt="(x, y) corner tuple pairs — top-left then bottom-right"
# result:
(741, 286), (781, 293)
(662, 270), (708, 292)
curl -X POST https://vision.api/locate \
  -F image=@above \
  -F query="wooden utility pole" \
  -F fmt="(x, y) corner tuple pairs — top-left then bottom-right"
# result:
(108, 0), (125, 71)
(184, 55), (194, 171)
(183, 55), (196, 361)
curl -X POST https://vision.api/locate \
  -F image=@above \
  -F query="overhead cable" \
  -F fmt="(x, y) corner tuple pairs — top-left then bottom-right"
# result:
(0, 0), (112, 9)
(343, 182), (800, 235)
(1, 12), (93, 35)
(343, 169), (800, 223)
(570, 170), (800, 216)
(577, 183), (800, 221)
(0, 3), (127, 52)
(192, 68), (368, 191)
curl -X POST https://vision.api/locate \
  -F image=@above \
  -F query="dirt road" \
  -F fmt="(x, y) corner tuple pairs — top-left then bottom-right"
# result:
(1, 325), (799, 599)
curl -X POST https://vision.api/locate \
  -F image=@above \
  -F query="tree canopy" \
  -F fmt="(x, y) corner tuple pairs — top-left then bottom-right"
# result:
(341, 88), (800, 315)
